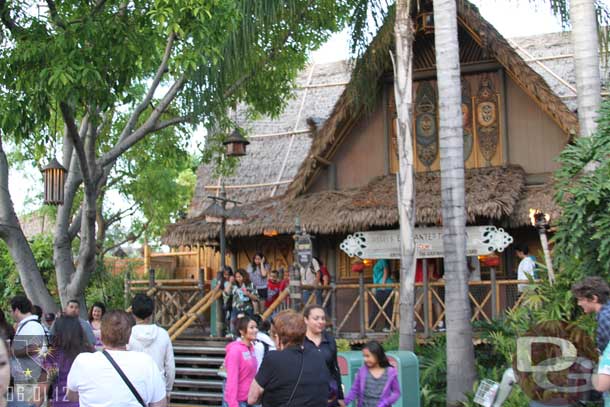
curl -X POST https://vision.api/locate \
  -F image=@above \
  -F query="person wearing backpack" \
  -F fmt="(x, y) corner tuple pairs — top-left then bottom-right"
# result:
(10, 295), (49, 407)
(251, 315), (276, 371)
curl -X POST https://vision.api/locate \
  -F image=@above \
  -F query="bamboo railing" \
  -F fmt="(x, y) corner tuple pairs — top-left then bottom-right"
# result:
(169, 288), (222, 341)
(127, 272), (532, 338)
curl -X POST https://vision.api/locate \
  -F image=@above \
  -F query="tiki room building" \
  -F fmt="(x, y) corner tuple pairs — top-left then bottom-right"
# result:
(164, 2), (599, 331)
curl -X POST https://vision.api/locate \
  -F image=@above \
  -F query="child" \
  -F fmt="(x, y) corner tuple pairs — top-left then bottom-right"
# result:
(345, 340), (401, 407)
(265, 270), (282, 309)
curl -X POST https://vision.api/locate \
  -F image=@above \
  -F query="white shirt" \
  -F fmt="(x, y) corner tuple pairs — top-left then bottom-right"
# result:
(15, 315), (47, 337)
(67, 350), (166, 407)
(128, 324), (175, 392)
(300, 258), (321, 286)
(253, 332), (276, 371)
(517, 256), (536, 293)
(12, 315), (48, 384)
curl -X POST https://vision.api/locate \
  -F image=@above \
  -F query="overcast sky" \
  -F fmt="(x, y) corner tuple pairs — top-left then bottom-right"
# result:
(11, 0), (607, 214)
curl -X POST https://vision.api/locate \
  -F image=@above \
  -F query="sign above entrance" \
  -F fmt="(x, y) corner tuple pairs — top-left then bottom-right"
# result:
(339, 226), (513, 259)
(296, 234), (313, 269)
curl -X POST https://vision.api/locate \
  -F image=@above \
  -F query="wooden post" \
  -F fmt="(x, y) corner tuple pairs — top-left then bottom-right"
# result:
(143, 240), (151, 278)
(364, 286), (370, 333)
(491, 267), (498, 319)
(423, 259), (430, 338)
(196, 245), (202, 283)
(148, 268), (155, 323)
(148, 268), (155, 289)
(328, 247), (338, 334)
(124, 270), (131, 308)
(359, 272), (365, 338)
(198, 267), (205, 295)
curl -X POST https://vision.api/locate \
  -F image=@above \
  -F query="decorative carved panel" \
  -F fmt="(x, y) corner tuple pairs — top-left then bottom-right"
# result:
(462, 79), (474, 162)
(414, 81), (439, 170)
(475, 74), (500, 165)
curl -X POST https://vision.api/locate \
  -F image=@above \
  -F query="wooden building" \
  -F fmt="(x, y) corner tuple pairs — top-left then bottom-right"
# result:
(162, 1), (601, 332)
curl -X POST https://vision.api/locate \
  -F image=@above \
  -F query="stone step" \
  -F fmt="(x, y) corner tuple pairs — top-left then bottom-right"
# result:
(173, 378), (223, 389)
(173, 345), (226, 355)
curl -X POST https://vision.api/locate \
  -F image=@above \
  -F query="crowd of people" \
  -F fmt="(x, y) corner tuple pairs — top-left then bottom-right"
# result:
(222, 304), (401, 407)
(0, 293), (174, 407)
(220, 252), (332, 337)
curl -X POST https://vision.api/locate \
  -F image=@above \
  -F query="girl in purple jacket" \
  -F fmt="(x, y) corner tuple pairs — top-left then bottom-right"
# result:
(345, 341), (401, 407)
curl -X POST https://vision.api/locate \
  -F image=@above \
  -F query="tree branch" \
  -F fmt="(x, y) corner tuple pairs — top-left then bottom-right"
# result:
(45, 0), (66, 29)
(0, 0), (23, 34)
(68, 208), (82, 240)
(99, 74), (186, 167)
(118, 32), (176, 144)
(60, 102), (94, 190)
(91, 0), (107, 16)
(102, 229), (143, 257)
(152, 116), (190, 132)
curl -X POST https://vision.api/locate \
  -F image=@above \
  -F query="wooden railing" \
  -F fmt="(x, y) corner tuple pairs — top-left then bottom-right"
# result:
(127, 277), (208, 327)
(168, 288), (222, 341)
(263, 279), (532, 337)
(127, 271), (533, 338)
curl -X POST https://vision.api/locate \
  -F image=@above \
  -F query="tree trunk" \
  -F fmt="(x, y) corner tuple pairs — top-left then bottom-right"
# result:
(570, 0), (601, 138)
(393, 0), (417, 351)
(433, 0), (476, 404)
(0, 137), (56, 312)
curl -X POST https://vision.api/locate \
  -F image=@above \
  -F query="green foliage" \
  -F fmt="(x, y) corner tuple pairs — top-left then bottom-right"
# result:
(85, 262), (130, 311)
(0, 234), (56, 310)
(553, 99), (610, 283)
(336, 338), (351, 353)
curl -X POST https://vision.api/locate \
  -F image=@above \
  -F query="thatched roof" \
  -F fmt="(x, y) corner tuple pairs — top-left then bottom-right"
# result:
(285, 2), (579, 199)
(509, 32), (609, 112)
(188, 61), (351, 217)
(508, 183), (562, 228)
(163, 166), (529, 245)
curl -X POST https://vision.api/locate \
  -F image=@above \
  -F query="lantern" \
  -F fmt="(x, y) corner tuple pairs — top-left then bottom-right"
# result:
(351, 260), (365, 274)
(202, 201), (226, 224)
(226, 205), (247, 226)
(223, 128), (250, 157)
(416, 12), (434, 34)
(41, 158), (66, 205)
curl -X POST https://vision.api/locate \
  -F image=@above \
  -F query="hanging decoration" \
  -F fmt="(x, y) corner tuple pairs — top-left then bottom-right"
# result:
(462, 79), (474, 162)
(414, 81), (438, 170)
(475, 74), (500, 165)
(42, 158), (66, 205)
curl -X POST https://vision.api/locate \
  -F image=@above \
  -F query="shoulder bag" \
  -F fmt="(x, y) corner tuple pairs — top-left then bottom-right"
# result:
(102, 350), (146, 407)
(284, 347), (304, 407)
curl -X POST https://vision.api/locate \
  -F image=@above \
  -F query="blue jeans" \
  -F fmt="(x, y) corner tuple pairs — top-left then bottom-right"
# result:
(303, 289), (322, 306)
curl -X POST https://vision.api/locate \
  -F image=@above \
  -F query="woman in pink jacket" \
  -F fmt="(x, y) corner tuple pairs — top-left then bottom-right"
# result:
(223, 316), (259, 407)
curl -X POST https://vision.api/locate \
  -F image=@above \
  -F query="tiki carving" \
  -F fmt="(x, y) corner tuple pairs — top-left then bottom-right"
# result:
(414, 81), (438, 169)
(462, 79), (473, 162)
(475, 74), (500, 165)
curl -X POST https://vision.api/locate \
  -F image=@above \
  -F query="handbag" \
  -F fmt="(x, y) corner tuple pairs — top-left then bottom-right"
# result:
(102, 350), (146, 407)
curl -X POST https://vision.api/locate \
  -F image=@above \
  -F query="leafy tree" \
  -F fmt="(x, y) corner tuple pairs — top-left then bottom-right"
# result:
(0, 0), (353, 311)
(554, 99), (610, 281)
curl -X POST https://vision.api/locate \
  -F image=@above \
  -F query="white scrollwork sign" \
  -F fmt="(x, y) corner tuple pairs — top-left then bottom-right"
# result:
(340, 226), (513, 259)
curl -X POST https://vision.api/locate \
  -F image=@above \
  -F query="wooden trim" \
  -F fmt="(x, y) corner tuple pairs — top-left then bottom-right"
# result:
(413, 61), (501, 80)
(314, 155), (332, 166)
(499, 69), (510, 165)
(204, 180), (292, 190)
(383, 85), (390, 176)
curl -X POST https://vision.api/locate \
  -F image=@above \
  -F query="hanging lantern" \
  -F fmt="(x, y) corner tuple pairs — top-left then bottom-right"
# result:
(223, 128), (250, 157)
(415, 12), (434, 34)
(226, 205), (247, 226)
(41, 158), (66, 205)
(202, 200), (226, 224)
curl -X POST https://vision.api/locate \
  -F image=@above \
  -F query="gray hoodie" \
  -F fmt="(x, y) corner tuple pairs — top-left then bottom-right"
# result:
(128, 324), (175, 392)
